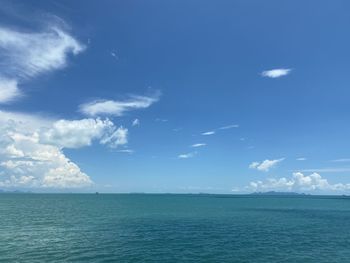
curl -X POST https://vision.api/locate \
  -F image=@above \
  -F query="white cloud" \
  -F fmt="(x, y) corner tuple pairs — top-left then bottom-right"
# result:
(0, 130), (92, 188)
(0, 111), (127, 188)
(79, 92), (160, 117)
(100, 126), (128, 148)
(202, 131), (215, 136)
(117, 149), (134, 154)
(299, 168), (350, 173)
(155, 118), (168, 122)
(0, 26), (84, 78)
(201, 123), (239, 136)
(178, 152), (197, 159)
(249, 158), (284, 172)
(0, 25), (84, 103)
(0, 78), (20, 103)
(249, 162), (260, 169)
(296, 157), (307, 161)
(218, 124), (239, 130)
(191, 143), (206, 148)
(110, 51), (118, 59)
(40, 118), (127, 149)
(261, 68), (291, 78)
(330, 158), (350, 162)
(248, 172), (350, 192)
(132, 118), (140, 126)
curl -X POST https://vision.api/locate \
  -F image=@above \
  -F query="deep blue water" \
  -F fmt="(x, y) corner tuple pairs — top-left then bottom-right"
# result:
(0, 194), (349, 262)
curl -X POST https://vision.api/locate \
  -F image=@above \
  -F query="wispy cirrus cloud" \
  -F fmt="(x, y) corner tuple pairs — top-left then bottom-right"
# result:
(261, 68), (291, 78)
(132, 118), (140, 127)
(117, 149), (134, 154)
(201, 131), (215, 136)
(191, 143), (206, 148)
(100, 126), (128, 148)
(330, 158), (350, 163)
(201, 123), (238, 136)
(249, 158), (284, 172)
(298, 167), (350, 173)
(0, 25), (84, 103)
(178, 152), (197, 159)
(79, 91), (160, 117)
(296, 157), (307, 161)
(218, 124), (239, 130)
(155, 118), (168, 122)
(0, 78), (20, 103)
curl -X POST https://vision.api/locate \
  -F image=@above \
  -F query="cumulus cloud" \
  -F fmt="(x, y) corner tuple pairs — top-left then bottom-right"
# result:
(191, 143), (206, 148)
(79, 92), (160, 117)
(0, 121), (91, 188)
(178, 152), (197, 159)
(261, 68), (291, 78)
(0, 25), (84, 103)
(248, 172), (350, 192)
(249, 158), (284, 172)
(0, 111), (127, 188)
(40, 118), (127, 149)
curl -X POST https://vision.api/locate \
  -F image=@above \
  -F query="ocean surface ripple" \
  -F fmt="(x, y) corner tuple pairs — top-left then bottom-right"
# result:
(0, 194), (349, 262)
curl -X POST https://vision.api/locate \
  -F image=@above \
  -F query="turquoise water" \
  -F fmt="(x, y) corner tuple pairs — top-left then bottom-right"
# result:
(0, 194), (349, 262)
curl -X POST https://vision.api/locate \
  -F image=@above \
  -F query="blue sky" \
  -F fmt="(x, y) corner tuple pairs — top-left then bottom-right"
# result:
(1, 0), (350, 193)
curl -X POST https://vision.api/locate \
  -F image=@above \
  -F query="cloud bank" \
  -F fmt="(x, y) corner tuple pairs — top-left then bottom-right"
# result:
(0, 111), (127, 188)
(248, 172), (350, 192)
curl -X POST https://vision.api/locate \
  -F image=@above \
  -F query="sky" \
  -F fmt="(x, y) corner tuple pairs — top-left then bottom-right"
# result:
(0, 0), (350, 194)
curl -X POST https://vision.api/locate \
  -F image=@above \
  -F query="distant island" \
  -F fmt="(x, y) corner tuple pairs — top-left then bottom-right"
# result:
(250, 191), (308, 196)
(0, 189), (32, 194)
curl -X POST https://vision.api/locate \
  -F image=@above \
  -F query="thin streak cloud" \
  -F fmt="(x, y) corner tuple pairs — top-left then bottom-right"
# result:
(79, 91), (160, 117)
(191, 143), (206, 148)
(201, 131), (215, 136)
(178, 152), (197, 159)
(330, 158), (350, 163)
(201, 123), (239, 136)
(298, 168), (350, 173)
(218, 124), (239, 130)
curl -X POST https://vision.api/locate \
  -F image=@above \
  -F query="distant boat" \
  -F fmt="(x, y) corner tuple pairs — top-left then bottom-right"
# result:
(95, 192), (99, 195)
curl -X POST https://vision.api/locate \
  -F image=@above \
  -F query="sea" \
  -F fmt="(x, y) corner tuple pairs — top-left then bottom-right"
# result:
(0, 193), (349, 262)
